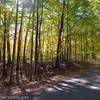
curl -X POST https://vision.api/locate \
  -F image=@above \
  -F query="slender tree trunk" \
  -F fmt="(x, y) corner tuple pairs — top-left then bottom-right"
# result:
(7, 32), (11, 67)
(55, 0), (65, 69)
(80, 33), (83, 61)
(74, 34), (77, 61)
(23, 28), (29, 63)
(38, 0), (43, 63)
(0, 50), (1, 60)
(23, 14), (31, 63)
(85, 33), (89, 60)
(83, 33), (86, 61)
(35, 0), (40, 80)
(16, 3), (24, 82)
(65, 1), (69, 61)
(69, 34), (72, 61)
(2, 13), (7, 77)
(30, 2), (35, 81)
(91, 32), (96, 60)
(9, 0), (19, 83)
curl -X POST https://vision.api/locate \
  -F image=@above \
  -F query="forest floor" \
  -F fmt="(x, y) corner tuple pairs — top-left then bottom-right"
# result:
(0, 59), (100, 100)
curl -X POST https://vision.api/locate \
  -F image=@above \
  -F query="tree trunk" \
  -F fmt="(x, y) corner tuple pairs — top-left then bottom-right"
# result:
(91, 32), (96, 60)
(35, 0), (40, 80)
(74, 34), (77, 61)
(16, 3), (24, 82)
(80, 33), (83, 61)
(9, 0), (19, 83)
(65, 1), (69, 61)
(0, 50), (1, 60)
(55, 0), (65, 69)
(7, 32), (11, 67)
(23, 14), (31, 63)
(2, 13), (7, 77)
(30, 2), (35, 81)
(38, 0), (43, 63)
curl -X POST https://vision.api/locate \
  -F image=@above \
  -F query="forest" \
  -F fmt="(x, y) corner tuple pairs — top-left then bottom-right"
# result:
(0, 0), (100, 99)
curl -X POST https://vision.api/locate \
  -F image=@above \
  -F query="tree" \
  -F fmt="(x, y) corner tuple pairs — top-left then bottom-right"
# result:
(16, 0), (24, 82)
(30, 0), (35, 81)
(10, 0), (19, 83)
(2, 8), (7, 77)
(35, 0), (40, 80)
(55, 0), (65, 69)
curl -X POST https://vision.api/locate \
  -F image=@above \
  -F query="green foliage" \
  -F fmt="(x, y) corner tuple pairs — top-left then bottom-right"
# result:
(0, 0), (100, 61)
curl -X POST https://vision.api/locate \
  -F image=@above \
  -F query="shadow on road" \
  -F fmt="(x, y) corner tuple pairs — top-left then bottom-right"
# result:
(15, 67), (100, 100)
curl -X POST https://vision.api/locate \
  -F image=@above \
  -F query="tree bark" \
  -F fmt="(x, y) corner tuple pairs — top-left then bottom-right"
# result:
(10, 0), (19, 83)
(16, 2), (24, 82)
(2, 13), (7, 77)
(55, 0), (65, 68)
(30, 2), (35, 81)
(23, 14), (31, 63)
